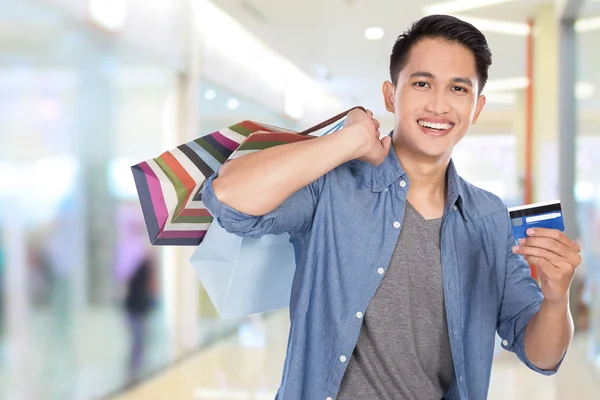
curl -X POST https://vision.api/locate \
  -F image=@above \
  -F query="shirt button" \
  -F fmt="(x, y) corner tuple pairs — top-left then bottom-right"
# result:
(326, 398), (333, 400)
(502, 340), (509, 347)
(393, 221), (400, 229)
(356, 311), (364, 319)
(399, 180), (407, 188)
(460, 375), (465, 383)
(377, 267), (385, 275)
(339, 355), (347, 363)
(453, 205), (458, 211)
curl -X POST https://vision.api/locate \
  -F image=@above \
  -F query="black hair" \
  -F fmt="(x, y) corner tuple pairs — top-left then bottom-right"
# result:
(390, 14), (492, 94)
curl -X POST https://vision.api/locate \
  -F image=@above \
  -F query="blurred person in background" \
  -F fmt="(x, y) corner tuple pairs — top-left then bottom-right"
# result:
(26, 227), (55, 307)
(202, 14), (582, 400)
(115, 203), (158, 383)
(123, 254), (157, 382)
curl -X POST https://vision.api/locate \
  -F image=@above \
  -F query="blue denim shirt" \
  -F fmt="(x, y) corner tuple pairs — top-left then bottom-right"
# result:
(201, 145), (562, 400)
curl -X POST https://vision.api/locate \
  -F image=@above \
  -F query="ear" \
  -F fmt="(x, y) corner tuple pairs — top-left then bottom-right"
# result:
(472, 95), (486, 125)
(382, 81), (395, 113)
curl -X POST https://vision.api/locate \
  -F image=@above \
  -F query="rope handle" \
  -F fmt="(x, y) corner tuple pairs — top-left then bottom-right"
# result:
(298, 106), (366, 136)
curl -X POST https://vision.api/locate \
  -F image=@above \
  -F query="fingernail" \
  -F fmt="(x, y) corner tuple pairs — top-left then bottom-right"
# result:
(512, 246), (519, 253)
(518, 238), (526, 245)
(527, 229), (535, 235)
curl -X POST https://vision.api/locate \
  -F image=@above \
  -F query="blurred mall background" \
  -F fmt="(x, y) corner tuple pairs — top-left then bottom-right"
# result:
(0, 0), (600, 399)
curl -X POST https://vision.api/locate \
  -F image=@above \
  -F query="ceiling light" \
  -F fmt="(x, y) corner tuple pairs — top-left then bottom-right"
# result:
(484, 77), (594, 100)
(364, 27), (385, 41)
(314, 64), (330, 80)
(576, 82), (595, 99)
(204, 89), (217, 100)
(450, 15), (530, 36)
(483, 92), (517, 104)
(88, 0), (128, 32)
(227, 98), (240, 110)
(423, 0), (516, 15)
(484, 77), (530, 92)
(575, 16), (600, 33)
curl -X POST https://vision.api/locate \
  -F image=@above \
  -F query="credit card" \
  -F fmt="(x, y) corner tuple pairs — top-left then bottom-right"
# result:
(507, 200), (565, 241)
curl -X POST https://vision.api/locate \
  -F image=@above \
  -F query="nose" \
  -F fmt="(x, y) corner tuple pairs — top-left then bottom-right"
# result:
(425, 88), (451, 115)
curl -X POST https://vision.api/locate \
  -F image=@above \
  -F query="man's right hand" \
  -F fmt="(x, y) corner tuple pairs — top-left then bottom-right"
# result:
(213, 107), (393, 217)
(343, 108), (392, 166)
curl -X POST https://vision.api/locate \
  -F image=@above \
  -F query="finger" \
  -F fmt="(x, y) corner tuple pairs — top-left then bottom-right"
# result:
(518, 241), (582, 271)
(366, 109), (374, 118)
(524, 256), (561, 277)
(526, 228), (578, 250)
(513, 245), (562, 268)
(518, 236), (582, 268)
(380, 135), (392, 154)
(517, 236), (571, 259)
(524, 255), (574, 280)
(372, 118), (381, 131)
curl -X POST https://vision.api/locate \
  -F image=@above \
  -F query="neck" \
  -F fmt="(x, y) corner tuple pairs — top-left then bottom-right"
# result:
(393, 140), (450, 204)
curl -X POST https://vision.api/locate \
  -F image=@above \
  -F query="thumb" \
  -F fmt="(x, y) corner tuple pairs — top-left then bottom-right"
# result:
(380, 135), (392, 155)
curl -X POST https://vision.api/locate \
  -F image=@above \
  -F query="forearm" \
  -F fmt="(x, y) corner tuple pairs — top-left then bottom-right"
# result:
(212, 126), (362, 216)
(524, 299), (573, 370)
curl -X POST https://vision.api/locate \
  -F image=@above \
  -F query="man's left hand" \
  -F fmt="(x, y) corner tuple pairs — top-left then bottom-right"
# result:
(512, 228), (582, 305)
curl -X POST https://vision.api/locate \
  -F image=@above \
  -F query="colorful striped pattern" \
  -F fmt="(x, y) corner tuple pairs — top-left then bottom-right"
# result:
(131, 121), (316, 246)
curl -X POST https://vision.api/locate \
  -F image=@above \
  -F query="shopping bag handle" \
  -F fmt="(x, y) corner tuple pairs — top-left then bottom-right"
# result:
(298, 106), (366, 136)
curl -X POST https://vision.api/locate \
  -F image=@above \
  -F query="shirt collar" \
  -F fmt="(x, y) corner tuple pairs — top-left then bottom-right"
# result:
(445, 158), (465, 216)
(369, 139), (406, 193)
(369, 136), (465, 215)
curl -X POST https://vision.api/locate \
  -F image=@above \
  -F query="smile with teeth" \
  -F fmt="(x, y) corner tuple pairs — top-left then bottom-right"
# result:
(418, 120), (454, 131)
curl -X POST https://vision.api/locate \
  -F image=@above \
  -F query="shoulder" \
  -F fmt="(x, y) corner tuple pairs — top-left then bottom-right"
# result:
(324, 159), (369, 182)
(458, 176), (508, 221)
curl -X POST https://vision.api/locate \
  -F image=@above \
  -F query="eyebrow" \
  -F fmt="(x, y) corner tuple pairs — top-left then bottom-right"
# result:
(409, 71), (474, 87)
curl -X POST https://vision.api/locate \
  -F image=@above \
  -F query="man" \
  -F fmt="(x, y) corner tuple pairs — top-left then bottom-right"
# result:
(202, 14), (581, 400)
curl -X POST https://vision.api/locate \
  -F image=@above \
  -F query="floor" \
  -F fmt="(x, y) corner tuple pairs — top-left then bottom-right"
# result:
(114, 311), (600, 400)
(0, 305), (173, 400)
(0, 304), (241, 400)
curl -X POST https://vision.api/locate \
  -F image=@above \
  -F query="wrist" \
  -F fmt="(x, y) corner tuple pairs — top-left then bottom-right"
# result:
(541, 298), (570, 315)
(335, 124), (369, 160)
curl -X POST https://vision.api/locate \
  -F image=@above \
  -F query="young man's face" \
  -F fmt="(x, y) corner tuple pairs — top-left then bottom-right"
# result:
(383, 37), (486, 161)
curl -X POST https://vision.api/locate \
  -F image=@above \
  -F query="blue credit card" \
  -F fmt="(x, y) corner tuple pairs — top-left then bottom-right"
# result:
(508, 200), (565, 241)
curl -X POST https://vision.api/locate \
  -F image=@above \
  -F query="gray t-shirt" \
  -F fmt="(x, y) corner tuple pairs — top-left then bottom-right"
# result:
(337, 202), (454, 400)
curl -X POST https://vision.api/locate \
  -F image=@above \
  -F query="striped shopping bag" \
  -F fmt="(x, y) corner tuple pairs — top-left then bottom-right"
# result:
(131, 106), (364, 246)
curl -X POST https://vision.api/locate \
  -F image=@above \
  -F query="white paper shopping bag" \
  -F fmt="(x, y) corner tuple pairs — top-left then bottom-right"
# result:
(190, 222), (296, 318)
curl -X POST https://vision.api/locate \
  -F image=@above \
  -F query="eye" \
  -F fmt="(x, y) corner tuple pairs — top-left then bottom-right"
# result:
(413, 81), (430, 89)
(453, 86), (468, 93)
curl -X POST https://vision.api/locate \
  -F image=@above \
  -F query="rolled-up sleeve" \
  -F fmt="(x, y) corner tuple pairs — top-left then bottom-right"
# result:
(200, 172), (323, 238)
(496, 208), (564, 375)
